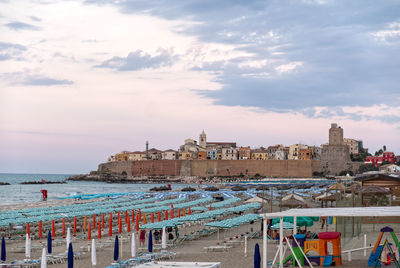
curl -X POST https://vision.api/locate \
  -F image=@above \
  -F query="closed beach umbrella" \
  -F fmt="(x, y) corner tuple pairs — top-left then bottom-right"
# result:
(27, 222), (30, 238)
(73, 217), (77, 233)
(98, 222), (102, 239)
(62, 218), (65, 236)
(131, 233), (136, 258)
(109, 217), (112, 237)
(88, 223), (91, 240)
(148, 230), (153, 252)
(51, 220), (55, 237)
(254, 243), (261, 268)
(25, 234), (31, 259)
(135, 215), (139, 232)
(127, 219), (130, 233)
(66, 228), (71, 251)
(39, 220), (43, 238)
(1, 237), (6, 262)
(91, 239), (96, 266)
(114, 235), (119, 262)
(165, 210), (169, 220)
(40, 248), (47, 268)
(47, 231), (52, 254)
(158, 212), (161, 222)
(161, 227), (167, 249)
(68, 243), (73, 268)
(84, 215), (87, 231)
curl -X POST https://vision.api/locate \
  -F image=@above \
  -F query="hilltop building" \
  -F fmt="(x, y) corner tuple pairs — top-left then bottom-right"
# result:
(366, 152), (395, 167)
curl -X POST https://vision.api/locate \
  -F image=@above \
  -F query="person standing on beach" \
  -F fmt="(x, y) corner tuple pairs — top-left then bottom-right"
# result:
(139, 230), (146, 247)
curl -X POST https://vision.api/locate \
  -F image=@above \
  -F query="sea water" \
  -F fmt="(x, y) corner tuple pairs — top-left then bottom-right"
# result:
(0, 173), (190, 205)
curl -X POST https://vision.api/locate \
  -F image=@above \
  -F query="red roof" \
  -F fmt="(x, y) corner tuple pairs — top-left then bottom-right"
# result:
(318, 232), (341, 239)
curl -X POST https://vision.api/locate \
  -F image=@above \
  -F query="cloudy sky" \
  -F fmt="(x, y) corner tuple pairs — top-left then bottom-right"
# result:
(0, 0), (399, 173)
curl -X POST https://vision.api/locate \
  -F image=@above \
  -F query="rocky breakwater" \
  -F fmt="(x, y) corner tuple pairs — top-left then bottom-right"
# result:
(68, 173), (185, 184)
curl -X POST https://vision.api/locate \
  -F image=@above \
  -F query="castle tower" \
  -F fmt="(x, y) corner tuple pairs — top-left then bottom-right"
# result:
(329, 123), (343, 145)
(320, 123), (355, 175)
(199, 130), (207, 148)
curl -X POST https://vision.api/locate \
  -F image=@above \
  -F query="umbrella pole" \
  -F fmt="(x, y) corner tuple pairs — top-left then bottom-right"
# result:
(120, 235), (123, 260)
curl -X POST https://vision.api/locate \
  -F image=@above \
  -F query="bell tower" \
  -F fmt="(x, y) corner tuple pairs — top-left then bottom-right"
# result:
(199, 130), (207, 148)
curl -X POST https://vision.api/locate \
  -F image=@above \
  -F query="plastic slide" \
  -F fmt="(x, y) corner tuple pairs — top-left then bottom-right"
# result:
(282, 254), (293, 265)
(323, 255), (333, 267)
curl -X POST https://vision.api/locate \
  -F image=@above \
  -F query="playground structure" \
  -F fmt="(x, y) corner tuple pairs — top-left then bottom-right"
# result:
(368, 226), (400, 267)
(276, 232), (342, 267)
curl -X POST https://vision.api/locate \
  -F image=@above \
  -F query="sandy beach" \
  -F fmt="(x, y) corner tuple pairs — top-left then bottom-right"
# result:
(1, 193), (396, 268)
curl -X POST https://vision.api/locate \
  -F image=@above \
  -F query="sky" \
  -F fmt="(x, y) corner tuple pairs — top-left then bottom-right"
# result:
(0, 0), (399, 174)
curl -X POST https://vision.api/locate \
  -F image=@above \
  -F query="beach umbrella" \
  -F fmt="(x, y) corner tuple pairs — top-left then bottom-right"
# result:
(118, 218), (122, 234)
(84, 215), (87, 231)
(98, 222), (102, 239)
(40, 248), (47, 268)
(25, 234), (31, 259)
(177, 209), (180, 218)
(158, 212), (161, 222)
(109, 216), (112, 237)
(73, 217), (77, 233)
(47, 231), (52, 254)
(66, 228), (71, 251)
(148, 230), (153, 253)
(118, 212), (120, 224)
(27, 222), (30, 238)
(125, 210), (128, 224)
(143, 213), (147, 224)
(281, 198), (305, 208)
(254, 243), (261, 268)
(127, 217), (131, 233)
(165, 210), (169, 220)
(136, 215), (139, 232)
(132, 210), (135, 223)
(114, 236), (119, 262)
(131, 233), (136, 258)
(88, 223), (92, 240)
(102, 214), (105, 228)
(161, 227), (167, 249)
(62, 218), (65, 236)
(151, 213), (154, 223)
(183, 208), (186, 216)
(139, 208), (141, 220)
(91, 239), (97, 266)
(39, 220), (43, 238)
(68, 243), (73, 268)
(362, 185), (391, 195)
(189, 207), (191, 215)
(171, 209), (174, 219)
(93, 214), (96, 229)
(51, 220), (55, 237)
(1, 237), (5, 262)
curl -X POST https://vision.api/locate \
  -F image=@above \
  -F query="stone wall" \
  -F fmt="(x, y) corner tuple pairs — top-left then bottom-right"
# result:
(98, 161), (134, 176)
(98, 159), (321, 178)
